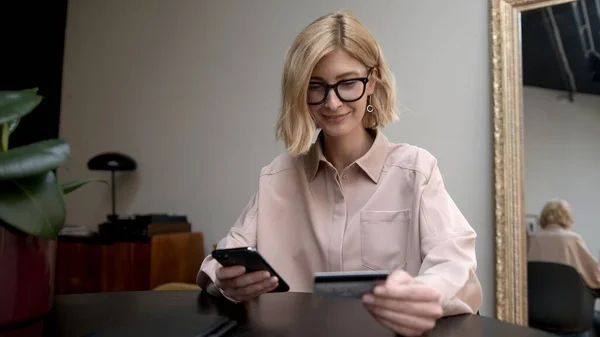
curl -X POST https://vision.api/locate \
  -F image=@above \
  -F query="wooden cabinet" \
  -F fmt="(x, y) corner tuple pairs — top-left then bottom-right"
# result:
(55, 232), (204, 295)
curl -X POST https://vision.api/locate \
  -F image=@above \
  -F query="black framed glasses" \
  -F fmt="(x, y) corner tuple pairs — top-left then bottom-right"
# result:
(307, 69), (372, 105)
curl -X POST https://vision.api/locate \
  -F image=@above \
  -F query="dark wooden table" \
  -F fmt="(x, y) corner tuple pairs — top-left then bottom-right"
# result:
(3, 291), (554, 337)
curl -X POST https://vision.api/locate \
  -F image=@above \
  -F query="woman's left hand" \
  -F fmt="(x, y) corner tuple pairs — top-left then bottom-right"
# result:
(362, 269), (443, 337)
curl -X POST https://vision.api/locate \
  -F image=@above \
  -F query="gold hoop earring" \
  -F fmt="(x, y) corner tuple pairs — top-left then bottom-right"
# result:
(366, 95), (374, 113)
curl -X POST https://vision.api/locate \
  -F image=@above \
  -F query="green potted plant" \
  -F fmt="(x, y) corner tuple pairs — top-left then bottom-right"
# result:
(0, 88), (102, 327)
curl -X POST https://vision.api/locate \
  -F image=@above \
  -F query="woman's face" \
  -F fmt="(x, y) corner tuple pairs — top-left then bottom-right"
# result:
(307, 49), (375, 138)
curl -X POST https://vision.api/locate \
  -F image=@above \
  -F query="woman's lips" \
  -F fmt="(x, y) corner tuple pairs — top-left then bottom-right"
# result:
(322, 111), (351, 123)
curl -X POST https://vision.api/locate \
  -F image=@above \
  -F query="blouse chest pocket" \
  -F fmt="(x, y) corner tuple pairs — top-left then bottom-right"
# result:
(360, 210), (411, 271)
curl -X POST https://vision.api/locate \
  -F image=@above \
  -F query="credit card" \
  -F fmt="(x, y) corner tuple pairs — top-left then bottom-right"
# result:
(313, 270), (389, 299)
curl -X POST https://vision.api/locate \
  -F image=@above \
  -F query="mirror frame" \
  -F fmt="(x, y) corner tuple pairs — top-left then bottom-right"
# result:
(490, 0), (576, 325)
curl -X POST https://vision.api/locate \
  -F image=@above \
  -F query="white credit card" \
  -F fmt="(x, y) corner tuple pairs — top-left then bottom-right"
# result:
(313, 270), (389, 299)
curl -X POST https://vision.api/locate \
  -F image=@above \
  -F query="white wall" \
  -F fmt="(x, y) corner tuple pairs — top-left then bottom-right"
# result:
(60, 0), (493, 315)
(524, 86), (600, 258)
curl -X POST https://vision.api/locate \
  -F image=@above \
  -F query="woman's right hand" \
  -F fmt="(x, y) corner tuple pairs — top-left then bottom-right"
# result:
(215, 265), (279, 301)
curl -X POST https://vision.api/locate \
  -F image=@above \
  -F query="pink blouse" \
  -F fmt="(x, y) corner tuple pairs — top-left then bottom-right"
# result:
(197, 130), (482, 316)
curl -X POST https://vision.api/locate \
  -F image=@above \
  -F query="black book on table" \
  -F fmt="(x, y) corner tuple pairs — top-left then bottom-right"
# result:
(84, 312), (237, 337)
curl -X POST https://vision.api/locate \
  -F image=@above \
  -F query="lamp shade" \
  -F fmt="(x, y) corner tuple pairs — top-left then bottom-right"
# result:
(87, 152), (137, 171)
(87, 152), (137, 221)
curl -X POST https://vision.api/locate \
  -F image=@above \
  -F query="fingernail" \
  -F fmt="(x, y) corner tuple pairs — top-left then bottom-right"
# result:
(270, 276), (278, 283)
(263, 271), (270, 278)
(373, 285), (385, 295)
(362, 294), (374, 304)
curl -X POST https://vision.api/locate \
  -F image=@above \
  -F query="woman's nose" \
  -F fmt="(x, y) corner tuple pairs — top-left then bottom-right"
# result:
(324, 88), (342, 110)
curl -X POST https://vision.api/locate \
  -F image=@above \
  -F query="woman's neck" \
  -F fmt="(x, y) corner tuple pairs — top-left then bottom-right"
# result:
(322, 127), (375, 173)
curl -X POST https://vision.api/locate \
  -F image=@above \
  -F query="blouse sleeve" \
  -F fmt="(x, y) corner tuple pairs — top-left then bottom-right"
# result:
(573, 235), (600, 290)
(412, 159), (483, 316)
(196, 191), (259, 295)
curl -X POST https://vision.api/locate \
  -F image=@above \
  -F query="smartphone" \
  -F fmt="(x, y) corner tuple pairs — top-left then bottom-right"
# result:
(211, 247), (290, 292)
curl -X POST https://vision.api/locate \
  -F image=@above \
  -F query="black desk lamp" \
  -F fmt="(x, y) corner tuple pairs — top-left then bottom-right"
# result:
(87, 152), (137, 222)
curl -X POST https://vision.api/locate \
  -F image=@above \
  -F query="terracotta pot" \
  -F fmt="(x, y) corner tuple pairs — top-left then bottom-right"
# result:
(0, 223), (56, 327)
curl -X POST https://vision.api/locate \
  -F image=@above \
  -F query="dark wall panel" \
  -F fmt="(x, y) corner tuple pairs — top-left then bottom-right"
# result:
(0, 0), (69, 147)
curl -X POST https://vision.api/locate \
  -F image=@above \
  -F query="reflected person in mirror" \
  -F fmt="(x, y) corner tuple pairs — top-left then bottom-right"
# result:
(528, 199), (600, 336)
(196, 10), (483, 337)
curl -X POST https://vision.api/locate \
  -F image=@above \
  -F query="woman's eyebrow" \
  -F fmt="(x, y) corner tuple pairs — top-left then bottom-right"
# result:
(335, 71), (361, 79)
(310, 71), (362, 82)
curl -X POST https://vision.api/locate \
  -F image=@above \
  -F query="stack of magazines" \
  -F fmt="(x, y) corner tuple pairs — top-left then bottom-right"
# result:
(59, 225), (95, 237)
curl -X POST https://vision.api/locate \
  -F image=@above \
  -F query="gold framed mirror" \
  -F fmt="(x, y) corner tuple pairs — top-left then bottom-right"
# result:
(490, 0), (578, 325)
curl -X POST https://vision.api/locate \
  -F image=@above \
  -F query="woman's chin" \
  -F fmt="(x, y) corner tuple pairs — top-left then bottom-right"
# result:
(319, 122), (359, 138)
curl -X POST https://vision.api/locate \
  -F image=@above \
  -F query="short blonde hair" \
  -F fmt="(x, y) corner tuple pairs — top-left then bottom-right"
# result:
(275, 10), (398, 155)
(539, 199), (574, 229)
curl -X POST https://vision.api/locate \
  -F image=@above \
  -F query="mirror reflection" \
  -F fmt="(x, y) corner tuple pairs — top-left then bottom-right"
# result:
(521, 1), (600, 336)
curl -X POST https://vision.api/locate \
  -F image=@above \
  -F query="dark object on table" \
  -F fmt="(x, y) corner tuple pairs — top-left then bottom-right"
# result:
(83, 312), (236, 337)
(28, 291), (554, 337)
(98, 213), (190, 242)
(87, 152), (137, 222)
(528, 261), (596, 334)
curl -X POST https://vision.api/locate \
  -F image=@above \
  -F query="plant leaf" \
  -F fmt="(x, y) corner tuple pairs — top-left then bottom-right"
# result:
(7, 118), (20, 135)
(0, 139), (70, 181)
(0, 89), (43, 124)
(62, 179), (107, 195)
(0, 171), (66, 239)
(1, 123), (7, 151)
(0, 119), (20, 151)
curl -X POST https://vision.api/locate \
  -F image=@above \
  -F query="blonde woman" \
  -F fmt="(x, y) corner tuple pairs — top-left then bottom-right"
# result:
(197, 11), (482, 336)
(528, 199), (600, 291)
